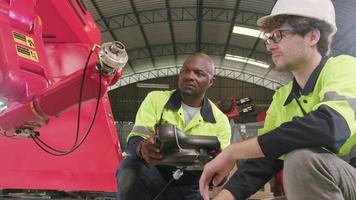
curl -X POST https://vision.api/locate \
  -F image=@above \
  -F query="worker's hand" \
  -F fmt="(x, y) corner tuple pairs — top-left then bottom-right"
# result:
(213, 189), (235, 200)
(140, 136), (162, 165)
(199, 146), (235, 200)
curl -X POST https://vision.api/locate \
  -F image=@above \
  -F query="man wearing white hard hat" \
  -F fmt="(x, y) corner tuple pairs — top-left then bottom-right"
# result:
(199, 0), (356, 199)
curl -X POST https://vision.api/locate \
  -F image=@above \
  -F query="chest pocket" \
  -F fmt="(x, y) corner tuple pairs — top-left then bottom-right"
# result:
(158, 109), (184, 130)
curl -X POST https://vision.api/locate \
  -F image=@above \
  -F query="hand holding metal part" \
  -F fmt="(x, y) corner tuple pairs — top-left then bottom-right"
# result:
(154, 124), (221, 170)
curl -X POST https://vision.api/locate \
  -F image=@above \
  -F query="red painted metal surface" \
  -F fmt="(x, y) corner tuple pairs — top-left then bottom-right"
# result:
(0, 96), (122, 192)
(0, 0), (122, 192)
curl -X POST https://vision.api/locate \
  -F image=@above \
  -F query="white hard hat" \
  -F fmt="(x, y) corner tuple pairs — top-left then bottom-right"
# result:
(257, 0), (337, 35)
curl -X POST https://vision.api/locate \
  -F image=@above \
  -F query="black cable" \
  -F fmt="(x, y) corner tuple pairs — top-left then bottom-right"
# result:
(31, 45), (96, 153)
(73, 45), (94, 147)
(32, 82), (101, 156)
(152, 178), (174, 200)
(31, 65), (102, 156)
(31, 46), (103, 156)
(31, 135), (66, 153)
(152, 168), (185, 200)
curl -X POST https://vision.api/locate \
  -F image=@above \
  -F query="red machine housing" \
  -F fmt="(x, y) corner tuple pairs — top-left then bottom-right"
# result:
(216, 97), (254, 120)
(0, 0), (122, 193)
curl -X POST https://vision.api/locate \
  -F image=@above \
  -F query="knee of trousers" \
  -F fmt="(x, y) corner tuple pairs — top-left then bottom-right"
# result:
(284, 148), (325, 179)
(116, 158), (145, 191)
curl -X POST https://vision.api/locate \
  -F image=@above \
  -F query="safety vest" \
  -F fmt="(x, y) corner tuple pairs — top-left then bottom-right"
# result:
(259, 55), (356, 156)
(127, 89), (231, 149)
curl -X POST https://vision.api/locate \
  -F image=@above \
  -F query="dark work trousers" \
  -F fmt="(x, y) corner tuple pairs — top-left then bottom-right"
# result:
(116, 156), (203, 200)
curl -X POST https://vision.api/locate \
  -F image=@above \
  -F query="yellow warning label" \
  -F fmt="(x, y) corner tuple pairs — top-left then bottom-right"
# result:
(16, 45), (39, 62)
(13, 31), (36, 49)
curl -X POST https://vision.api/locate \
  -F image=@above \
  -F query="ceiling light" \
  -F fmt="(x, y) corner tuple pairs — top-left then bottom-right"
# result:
(232, 26), (263, 38)
(136, 83), (169, 89)
(225, 54), (270, 68)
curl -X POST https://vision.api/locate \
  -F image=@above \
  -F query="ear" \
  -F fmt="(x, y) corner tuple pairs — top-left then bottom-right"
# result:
(306, 28), (321, 46)
(208, 76), (215, 88)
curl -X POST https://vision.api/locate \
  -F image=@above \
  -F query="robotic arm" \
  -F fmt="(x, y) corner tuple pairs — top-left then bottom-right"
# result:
(0, 0), (128, 136)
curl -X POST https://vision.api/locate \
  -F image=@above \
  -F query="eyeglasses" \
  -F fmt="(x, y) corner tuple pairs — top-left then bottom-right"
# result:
(263, 28), (299, 46)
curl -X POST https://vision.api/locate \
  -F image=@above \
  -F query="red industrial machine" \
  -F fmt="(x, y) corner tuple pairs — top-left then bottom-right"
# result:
(0, 0), (127, 197)
(216, 97), (254, 120)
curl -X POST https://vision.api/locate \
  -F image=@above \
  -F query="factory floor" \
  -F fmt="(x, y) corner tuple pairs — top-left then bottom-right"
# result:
(0, 190), (116, 200)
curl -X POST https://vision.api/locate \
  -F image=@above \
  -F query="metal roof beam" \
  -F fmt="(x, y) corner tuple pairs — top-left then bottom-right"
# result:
(241, 0), (277, 72)
(109, 66), (282, 91)
(128, 42), (270, 62)
(263, 67), (273, 79)
(90, 0), (135, 72)
(96, 7), (266, 32)
(221, 0), (241, 64)
(165, 0), (177, 65)
(129, 0), (156, 67)
(196, 0), (203, 52)
(241, 38), (261, 72)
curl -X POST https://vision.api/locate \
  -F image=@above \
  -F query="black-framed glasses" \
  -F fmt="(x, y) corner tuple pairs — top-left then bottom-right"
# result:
(263, 28), (299, 46)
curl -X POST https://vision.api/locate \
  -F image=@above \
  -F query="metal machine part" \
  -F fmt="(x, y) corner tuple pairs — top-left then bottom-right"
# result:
(15, 128), (39, 138)
(155, 124), (220, 170)
(0, 98), (7, 114)
(99, 41), (128, 76)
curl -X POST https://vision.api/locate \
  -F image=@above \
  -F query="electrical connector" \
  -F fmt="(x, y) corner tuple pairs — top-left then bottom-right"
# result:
(172, 168), (184, 180)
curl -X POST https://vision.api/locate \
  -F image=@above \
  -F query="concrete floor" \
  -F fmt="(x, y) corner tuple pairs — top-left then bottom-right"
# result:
(0, 190), (116, 200)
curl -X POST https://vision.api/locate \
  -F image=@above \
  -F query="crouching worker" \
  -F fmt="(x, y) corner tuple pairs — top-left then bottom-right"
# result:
(199, 0), (356, 200)
(117, 53), (231, 200)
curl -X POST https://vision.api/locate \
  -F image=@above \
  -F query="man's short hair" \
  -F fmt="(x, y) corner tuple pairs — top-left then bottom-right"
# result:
(187, 52), (215, 76)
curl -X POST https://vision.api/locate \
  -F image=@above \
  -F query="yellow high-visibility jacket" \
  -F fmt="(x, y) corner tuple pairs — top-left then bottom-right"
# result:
(127, 89), (231, 150)
(258, 55), (356, 158)
(224, 55), (356, 200)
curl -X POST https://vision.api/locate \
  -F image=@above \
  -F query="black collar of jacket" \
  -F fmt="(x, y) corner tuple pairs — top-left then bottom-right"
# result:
(164, 89), (216, 123)
(284, 56), (328, 106)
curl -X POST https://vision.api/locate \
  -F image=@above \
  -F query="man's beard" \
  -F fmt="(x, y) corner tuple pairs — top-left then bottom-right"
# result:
(181, 90), (200, 98)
